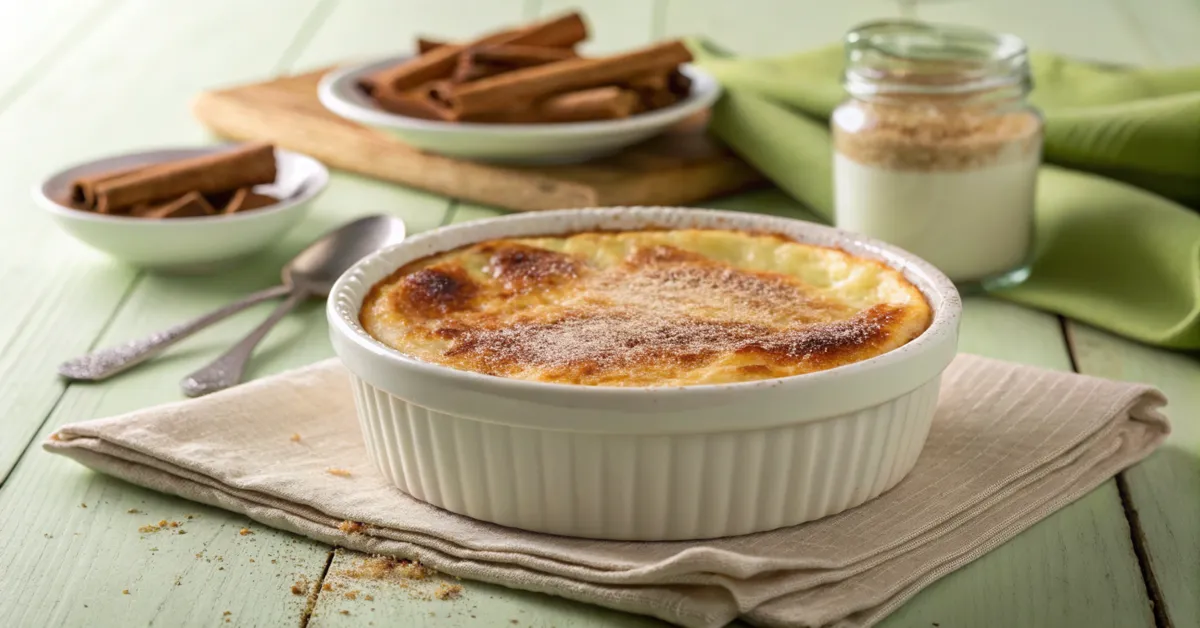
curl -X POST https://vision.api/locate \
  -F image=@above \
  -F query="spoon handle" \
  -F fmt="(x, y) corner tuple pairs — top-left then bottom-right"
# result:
(179, 290), (309, 397)
(57, 284), (291, 382)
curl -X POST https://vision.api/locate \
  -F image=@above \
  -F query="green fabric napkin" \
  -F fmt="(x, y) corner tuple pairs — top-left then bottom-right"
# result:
(690, 40), (1200, 349)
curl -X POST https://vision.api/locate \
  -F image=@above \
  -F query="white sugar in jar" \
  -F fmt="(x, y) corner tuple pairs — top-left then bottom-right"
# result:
(832, 20), (1043, 290)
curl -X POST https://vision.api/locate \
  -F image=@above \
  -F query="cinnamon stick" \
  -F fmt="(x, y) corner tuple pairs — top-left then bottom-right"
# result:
(416, 37), (445, 54)
(131, 191), (216, 219)
(372, 85), (456, 120)
(472, 44), (577, 67)
(452, 54), (510, 83)
(214, 187), (277, 214)
(359, 11), (587, 95)
(435, 40), (692, 117)
(89, 143), (277, 214)
(69, 163), (148, 209)
(465, 86), (639, 123)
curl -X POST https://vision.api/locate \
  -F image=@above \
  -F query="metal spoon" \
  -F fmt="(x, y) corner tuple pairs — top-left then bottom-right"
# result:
(58, 215), (407, 392)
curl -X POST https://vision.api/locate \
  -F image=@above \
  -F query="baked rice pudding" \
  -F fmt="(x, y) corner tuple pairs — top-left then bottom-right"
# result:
(360, 229), (932, 387)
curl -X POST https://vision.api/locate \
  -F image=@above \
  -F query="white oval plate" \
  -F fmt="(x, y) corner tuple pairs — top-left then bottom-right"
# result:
(318, 56), (721, 164)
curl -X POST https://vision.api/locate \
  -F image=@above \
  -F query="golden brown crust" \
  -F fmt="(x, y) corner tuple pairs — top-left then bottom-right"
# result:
(361, 229), (932, 386)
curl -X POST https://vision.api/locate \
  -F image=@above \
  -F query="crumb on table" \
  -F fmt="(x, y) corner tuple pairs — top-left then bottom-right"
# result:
(338, 520), (365, 534)
(239, 528), (253, 536)
(435, 583), (463, 600)
(290, 433), (301, 442)
(122, 589), (129, 595)
(326, 468), (352, 478)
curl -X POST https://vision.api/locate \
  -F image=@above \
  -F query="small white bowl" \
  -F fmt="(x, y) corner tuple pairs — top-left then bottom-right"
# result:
(34, 146), (329, 273)
(328, 207), (962, 540)
(317, 57), (721, 164)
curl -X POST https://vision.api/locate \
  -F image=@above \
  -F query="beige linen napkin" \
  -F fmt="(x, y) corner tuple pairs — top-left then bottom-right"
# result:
(44, 354), (1168, 628)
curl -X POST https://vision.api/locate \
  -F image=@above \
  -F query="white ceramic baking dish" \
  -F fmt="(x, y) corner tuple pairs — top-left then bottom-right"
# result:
(327, 207), (961, 541)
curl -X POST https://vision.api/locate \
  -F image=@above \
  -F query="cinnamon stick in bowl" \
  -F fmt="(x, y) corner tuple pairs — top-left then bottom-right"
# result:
(434, 40), (693, 118)
(358, 11), (587, 95)
(86, 142), (277, 214)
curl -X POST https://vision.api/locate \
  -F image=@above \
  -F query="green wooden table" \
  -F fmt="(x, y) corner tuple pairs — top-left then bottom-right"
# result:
(1, 1), (1196, 626)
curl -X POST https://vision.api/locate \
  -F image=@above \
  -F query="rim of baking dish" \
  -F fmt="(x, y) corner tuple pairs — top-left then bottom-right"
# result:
(328, 207), (962, 427)
(317, 56), (720, 136)
(33, 146), (329, 225)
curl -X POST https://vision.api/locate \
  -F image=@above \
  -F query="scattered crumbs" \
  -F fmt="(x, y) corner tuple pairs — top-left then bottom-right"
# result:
(291, 582), (306, 595)
(340, 610), (350, 616)
(43, 533), (53, 539)
(80, 503), (87, 509)
(271, 559), (277, 564)
(323, 583), (334, 592)
(217, 556), (224, 562)
(326, 467), (352, 478)
(290, 433), (301, 442)
(174, 577), (182, 587)
(122, 589), (130, 595)
(178, 530), (187, 535)
(364, 594), (374, 601)
(510, 620), (519, 625)
(344, 590), (359, 600)
(127, 508), (140, 514)
(249, 558), (255, 563)
(435, 583), (463, 600)
(168, 521), (179, 528)
(195, 553), (204, 559)
(239, 528), (253, 536)
(158, 519), (168, 527)
(139, 523), (160, 534)
(186, 514), (196, 520)
(337, 556), (431, 581)
(338, 520), (365, 534)
(223, 611), (231, 616)
(149, 547), (159, 552)
(218, 567), (225, 571)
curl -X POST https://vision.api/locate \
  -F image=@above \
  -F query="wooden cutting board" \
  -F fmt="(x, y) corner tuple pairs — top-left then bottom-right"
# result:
(191, 69), (764, 212)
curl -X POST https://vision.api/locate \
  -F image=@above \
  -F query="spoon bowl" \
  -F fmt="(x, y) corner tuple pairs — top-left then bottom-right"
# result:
(285, 216), (410, 296)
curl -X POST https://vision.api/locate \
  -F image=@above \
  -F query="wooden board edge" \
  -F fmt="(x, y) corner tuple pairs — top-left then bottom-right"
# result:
(190, 89), (601, 212)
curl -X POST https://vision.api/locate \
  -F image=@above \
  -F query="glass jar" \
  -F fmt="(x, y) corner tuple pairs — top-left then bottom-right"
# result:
(831, 20), (1043, 291)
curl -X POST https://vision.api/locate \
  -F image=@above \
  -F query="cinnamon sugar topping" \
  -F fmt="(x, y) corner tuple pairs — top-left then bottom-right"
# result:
(361, 230), (932, 386)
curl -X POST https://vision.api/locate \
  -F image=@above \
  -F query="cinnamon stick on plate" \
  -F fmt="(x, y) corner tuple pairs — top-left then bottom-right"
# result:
(372, 85), (457, 120)
(89, 142), (277, 214)
(466, 86), (640, 123)
(416, 37), (445, 54)
(434, 40), (693, 118)
(471, 44), (577, 67)
(358, 11), (587, 95)
(452, 44), (577, 83)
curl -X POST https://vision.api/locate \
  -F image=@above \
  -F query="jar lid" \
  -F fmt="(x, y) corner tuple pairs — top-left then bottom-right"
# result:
(843, 20), (1030, 96)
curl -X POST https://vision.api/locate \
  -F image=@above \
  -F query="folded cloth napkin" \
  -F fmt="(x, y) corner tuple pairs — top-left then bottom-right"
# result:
(690, 40), (1200, 350)
(44, 355), (1167, 627)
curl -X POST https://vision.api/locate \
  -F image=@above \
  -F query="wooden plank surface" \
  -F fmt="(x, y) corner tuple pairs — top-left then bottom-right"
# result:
(0, 0), (456, 626)
(1068, 327), (1200, 627)
(1066, 5), (1200, 623)
(0, 0), (1190, 626)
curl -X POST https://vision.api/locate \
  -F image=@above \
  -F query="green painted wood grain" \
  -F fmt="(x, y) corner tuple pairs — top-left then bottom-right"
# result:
(0, 0), (1186, 626)
(1063, 4), (1200, 624)
(0, 0), (343, 481)
(1068, 325), (1200, 626)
